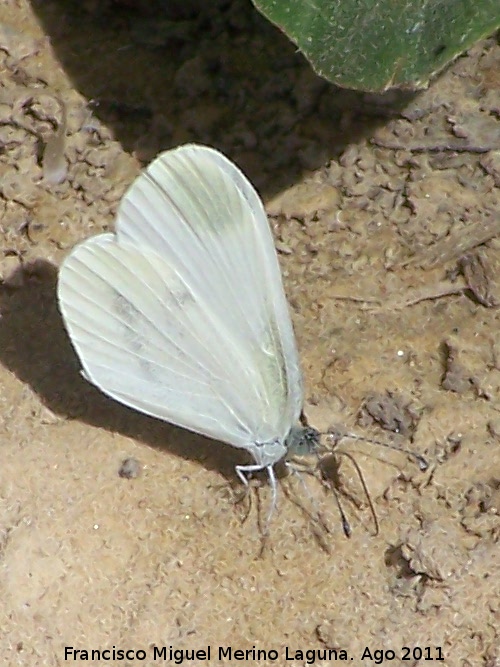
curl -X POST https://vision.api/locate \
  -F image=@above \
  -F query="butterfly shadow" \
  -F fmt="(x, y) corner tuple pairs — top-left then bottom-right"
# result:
(0, 259), (246, 483)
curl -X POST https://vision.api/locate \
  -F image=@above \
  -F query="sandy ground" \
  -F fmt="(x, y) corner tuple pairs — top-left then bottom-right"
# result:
(0, 1), (499, 665)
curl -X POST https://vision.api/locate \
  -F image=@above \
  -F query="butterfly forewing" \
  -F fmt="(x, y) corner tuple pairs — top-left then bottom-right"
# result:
(58, 145), (303, 447)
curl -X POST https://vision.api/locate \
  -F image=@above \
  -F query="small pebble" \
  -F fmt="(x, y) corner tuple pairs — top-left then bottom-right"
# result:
(118, 457), (142, 479)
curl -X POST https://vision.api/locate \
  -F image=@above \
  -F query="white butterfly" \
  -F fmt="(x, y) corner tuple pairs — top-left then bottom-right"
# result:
(58, 144), (319, 518)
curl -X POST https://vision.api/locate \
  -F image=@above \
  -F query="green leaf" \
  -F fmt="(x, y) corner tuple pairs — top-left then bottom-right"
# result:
(251, 0), (500, 91)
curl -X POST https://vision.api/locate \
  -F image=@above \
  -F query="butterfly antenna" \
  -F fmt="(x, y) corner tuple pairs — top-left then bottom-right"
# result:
(328, 427), (428, 471)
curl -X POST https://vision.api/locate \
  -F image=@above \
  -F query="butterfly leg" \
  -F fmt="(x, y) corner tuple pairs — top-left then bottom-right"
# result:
(235, 463), (278, 530)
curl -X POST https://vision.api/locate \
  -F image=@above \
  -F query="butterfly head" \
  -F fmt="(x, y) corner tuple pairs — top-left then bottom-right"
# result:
(285, 426), (321, 457)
